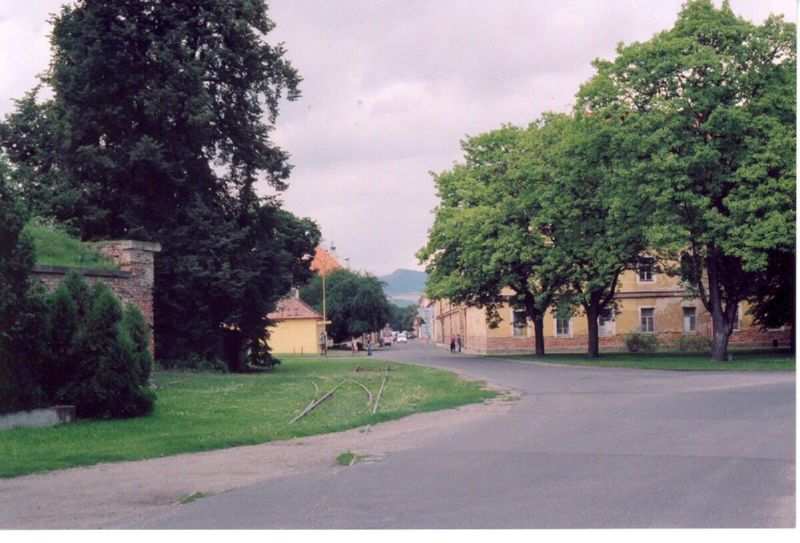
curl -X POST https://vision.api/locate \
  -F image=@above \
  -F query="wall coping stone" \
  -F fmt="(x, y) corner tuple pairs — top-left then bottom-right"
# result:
(32, 264), (132, 278)
(119, 240), (162, 252)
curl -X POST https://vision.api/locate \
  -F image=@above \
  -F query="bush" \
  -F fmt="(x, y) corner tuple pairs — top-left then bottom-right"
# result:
(624, 332), (659, 353)
(57, 280), (154, 419)
(674, 335), (712, 352)
(2, 265), (155, 419)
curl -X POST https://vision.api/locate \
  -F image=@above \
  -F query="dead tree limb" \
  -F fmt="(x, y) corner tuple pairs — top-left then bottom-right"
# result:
(289, 379), (347, 425)
(372, 366), (389, 415)
(350, 380), (373, 404)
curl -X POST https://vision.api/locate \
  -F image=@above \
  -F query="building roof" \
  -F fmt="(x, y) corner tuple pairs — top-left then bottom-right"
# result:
(310, 245), (343, 275)
(267, 296), (323, 321)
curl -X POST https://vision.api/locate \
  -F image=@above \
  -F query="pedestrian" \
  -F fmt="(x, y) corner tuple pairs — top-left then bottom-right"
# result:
(450, 334), (456, 354)
(456, 334), (462, 353)
(319, 331), (327, 356)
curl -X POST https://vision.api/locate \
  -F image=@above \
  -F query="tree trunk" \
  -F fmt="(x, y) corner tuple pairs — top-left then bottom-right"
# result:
(586, 305), (600, 359)
(705, 255), (735, 362)
(532, 316), (545, 356)
(710, 315), (731, 361)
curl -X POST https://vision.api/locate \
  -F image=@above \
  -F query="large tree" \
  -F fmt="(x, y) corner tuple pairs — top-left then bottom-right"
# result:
(1, 0), (319, 369)
(535, 113), (649, 359)
(417, 125), (562, 356)
(578, 0), (796, 360)
(299, 269), (393, 344)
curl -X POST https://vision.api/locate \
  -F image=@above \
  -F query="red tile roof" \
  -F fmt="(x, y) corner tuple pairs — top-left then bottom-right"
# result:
(310, 246), (343, 275)
(267, 297), (323, 320)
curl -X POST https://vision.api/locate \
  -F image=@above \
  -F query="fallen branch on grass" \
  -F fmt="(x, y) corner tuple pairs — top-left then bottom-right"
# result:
(371, 365), (390, 415)
(350, 380), (374, 404)
(289, 378), (347, 425)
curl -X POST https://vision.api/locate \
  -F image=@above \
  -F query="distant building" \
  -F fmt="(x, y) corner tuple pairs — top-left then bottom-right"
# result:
(416, 294), (435, 342)
(432, 266), (791, 354)
(310, 245), (344, 275)
(267, 294), (324, 355)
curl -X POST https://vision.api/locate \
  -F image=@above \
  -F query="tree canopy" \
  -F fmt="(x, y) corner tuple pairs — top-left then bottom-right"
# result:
(417, 125), (563, 355)
(1, 0), (320, 369)
(300, 269), (393, 343)
(578, 0), (796, 360)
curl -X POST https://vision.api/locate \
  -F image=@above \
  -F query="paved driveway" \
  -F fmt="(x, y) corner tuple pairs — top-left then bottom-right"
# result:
(139, 343), (795, 528)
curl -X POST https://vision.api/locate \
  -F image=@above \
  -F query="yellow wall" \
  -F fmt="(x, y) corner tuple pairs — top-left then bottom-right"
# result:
(267, 318), (321, 354)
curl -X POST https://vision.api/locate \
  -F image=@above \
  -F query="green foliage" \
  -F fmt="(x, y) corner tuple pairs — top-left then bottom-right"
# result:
(23, 218), (116, 269)
(121, 304), (154, 387)
(0, 0), (319, 372)
(0, 159), (45, 413)
(390, 304), (418, 331)
(59, 281), (155, 419)
(1, 268), (155, 419)
(578, 0), (796, 359)
(300, 269), (393, 343)
(417, 125), (564, 354)
(673, 335), (712, 352)
(624, 332), (659, 353)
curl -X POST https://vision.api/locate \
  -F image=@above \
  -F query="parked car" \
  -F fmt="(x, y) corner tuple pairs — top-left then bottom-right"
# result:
(396, 333), (407, 343)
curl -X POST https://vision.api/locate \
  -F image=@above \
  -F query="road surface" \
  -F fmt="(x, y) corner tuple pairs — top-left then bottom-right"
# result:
(138, 342), (795, 528)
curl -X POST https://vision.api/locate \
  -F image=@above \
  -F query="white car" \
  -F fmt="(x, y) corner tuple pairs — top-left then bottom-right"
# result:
(396, 333), (408, 343)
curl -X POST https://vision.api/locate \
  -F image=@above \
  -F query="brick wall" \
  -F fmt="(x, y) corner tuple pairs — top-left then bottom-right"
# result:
(31, 240), (161, 353)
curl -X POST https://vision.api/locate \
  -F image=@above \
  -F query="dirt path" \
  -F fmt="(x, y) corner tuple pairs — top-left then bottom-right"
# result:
(0, 383), (515, 529)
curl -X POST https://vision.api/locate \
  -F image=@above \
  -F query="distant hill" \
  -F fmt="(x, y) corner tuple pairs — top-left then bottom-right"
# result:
(379, 269), (427, 307)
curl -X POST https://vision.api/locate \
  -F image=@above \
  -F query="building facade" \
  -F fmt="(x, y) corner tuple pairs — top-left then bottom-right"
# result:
(433, 264), (791, 354)
(266, 296), (324, 355)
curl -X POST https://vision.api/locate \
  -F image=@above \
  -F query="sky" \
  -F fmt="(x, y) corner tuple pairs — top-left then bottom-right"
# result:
(0, 0), (795, 276)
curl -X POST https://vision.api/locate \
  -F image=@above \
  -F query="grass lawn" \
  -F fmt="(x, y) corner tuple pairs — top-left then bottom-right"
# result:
(0, 357), (496, 478)
(24, 221), (117, 270)
(499, 349), (795, 371)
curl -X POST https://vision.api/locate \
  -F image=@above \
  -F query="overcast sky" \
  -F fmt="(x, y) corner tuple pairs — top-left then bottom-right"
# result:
(0, 1), (795, 276)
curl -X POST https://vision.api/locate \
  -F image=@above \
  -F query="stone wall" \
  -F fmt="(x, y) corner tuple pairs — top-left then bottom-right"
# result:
(31, 240), (161, 353)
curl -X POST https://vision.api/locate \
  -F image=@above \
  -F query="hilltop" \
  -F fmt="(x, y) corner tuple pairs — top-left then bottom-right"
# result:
(379, 268), (427, 307)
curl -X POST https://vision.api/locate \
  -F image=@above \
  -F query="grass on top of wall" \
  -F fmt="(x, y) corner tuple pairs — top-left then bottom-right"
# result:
(0, 357), (498, 478)
(498, 349), (795, 371)
(24, 220), (117, 270)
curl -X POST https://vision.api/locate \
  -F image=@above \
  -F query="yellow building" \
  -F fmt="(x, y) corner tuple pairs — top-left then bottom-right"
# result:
(434, 260), (791, 354)
(267, 296), (324, 355)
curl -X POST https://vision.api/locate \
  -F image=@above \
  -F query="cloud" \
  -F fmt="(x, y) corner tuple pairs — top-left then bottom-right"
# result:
(1, 0), (795, 277)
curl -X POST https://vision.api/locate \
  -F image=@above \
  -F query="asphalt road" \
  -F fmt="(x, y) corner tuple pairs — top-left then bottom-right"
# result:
(139, 342), (796, 528)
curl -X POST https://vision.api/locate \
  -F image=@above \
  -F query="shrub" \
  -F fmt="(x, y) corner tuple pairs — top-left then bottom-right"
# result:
(674, 335), (712, 352)
(624, 332), (659, 353)
(58, 281), (154, 419)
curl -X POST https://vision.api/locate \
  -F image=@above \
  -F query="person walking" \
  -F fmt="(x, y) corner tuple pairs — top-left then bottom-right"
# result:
(456, 334), (462, 353)
(319, 332), (327, 356)
(449, 334), (456, 354)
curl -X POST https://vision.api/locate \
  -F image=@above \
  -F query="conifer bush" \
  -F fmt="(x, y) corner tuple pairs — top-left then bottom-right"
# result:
(55, 279), (154, 419)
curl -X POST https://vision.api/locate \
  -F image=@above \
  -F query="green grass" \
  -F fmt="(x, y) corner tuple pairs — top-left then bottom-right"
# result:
(24, 221), (117, 270)
(0, 357), (496, 478)
(178, 492), (207, 504)
(498, 349), (795, 371)
(336, 451), (365, 466)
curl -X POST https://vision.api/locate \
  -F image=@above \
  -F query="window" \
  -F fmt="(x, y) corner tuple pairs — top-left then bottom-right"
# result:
(683, 307), (696, 333)
(640, 307), (655, 333)
(637, 258), (655, 283)
(598, 308), (615, 337)
(556, 318), (572, 338)
(512, 309), (528, 337)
